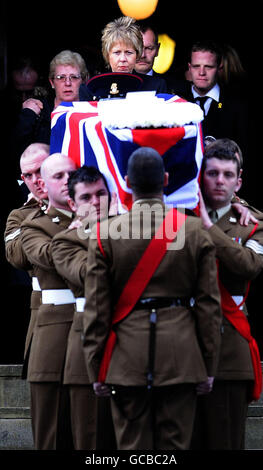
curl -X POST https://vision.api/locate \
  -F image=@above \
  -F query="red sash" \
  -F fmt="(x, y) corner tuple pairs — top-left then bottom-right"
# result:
(217, 223), (262, 401)
(97, 208), (188, 382)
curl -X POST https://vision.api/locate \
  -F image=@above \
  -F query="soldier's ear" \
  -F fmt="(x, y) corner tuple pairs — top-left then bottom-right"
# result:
(67, 197), (77, 212)
(235, 176), (242, 194)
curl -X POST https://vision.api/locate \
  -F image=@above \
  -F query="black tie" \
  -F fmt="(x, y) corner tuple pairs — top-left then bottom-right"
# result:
(195, 96), (208, 113)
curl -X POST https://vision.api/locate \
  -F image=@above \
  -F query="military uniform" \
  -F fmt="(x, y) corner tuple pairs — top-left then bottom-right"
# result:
(192, 205), (263, 450)
(83, 200), (222, 450)
(51, 226), (97, 450)
(4, 197), (46, 377)
(51, 225), (116, 449)
(20, 206), (75, 450)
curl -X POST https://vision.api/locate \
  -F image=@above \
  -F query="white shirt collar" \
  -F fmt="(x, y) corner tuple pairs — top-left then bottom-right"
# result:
(192, 83), (220, 102)
(206, 203), (231, 220)
(133, 197), (163, 205)
(56, 208), (73, 218)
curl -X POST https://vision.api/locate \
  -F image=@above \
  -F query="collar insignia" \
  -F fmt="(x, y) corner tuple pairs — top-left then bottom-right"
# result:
(232, 237), (242, 244)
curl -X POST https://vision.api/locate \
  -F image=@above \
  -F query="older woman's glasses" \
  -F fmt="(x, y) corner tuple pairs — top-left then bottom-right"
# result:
(54, 74), (82, 82)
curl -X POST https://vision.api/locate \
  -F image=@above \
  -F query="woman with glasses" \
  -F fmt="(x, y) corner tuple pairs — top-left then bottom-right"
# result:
(49, 50), (88, 108)
(13, 50), (88, 164)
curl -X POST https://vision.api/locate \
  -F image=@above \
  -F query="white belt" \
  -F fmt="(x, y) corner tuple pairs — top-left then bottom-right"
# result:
(76, 297), (86, 312)
(32, 277), (41, 291)
(42, 289), (76, 305)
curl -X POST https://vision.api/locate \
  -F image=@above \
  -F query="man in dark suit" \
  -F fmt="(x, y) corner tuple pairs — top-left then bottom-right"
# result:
(135, 21), (183, 96)
(135, 22), (160, 77)
(185, 40), (248, 160)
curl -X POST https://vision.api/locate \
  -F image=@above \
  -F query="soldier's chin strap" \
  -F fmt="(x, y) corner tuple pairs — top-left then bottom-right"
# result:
(97, 207), (188, 383)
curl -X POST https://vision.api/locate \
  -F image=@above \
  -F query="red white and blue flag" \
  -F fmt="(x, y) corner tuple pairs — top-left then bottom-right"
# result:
(50, 97), (204, 212)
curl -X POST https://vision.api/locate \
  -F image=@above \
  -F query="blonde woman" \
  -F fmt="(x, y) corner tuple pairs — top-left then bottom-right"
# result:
(80, 17), (167, 101)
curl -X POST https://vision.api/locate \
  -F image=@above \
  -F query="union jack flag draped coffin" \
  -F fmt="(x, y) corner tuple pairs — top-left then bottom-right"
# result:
(50, 94), (204, 213)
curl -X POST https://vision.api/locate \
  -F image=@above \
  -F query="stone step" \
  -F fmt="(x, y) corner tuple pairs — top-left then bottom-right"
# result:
(246, 417), (263, 450)
(1, 364), (263, 450)
(245, 385), (263, 449)
(0, 364), (33, 449)
(0, 365), (30, 408)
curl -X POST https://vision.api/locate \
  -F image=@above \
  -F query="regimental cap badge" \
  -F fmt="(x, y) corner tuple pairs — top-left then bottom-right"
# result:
(110, 83), (119, 95)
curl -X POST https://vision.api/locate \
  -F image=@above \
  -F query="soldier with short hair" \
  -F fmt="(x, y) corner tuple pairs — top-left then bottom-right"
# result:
(83, 146), (222, 450)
